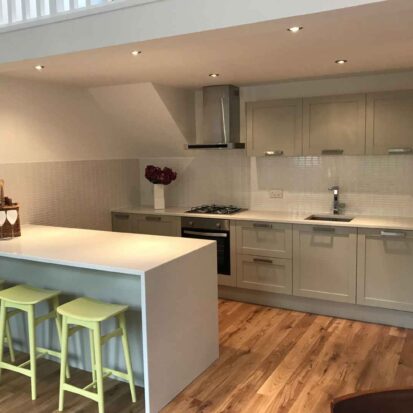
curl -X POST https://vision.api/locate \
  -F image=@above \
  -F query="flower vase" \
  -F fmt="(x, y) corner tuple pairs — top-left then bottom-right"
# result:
(154, 184), (165, 210)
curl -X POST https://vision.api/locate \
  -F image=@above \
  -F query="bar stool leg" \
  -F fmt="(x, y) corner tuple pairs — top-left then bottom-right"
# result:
(27, 305), (37, 400)
(5, 321), (15, 363)
(118, 313), (136, 403)
(93, 323), (104, 413)
(0, 301), (7, 379)
(52, 297), (70, 379)
(89, 329), (96, 387)
(58, 316), (69, 412)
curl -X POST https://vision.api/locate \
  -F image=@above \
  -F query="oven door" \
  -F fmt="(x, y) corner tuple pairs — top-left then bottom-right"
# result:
(181, 228), (230, 275)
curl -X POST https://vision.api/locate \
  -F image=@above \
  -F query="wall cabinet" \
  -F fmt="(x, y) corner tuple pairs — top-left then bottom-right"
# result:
(246, 99), (303, 157)
(293, 224), (357, 303)
(357, 228), (413, 312)
(112, 212), (181, 237)
(236, 221), (292, 259)
(237, 254), (292, 294)
(366, 90), (413, 155)
(303, 94), (366, 156)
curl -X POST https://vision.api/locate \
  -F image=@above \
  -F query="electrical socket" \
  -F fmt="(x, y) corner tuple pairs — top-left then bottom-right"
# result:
(269, 189), (283, 199)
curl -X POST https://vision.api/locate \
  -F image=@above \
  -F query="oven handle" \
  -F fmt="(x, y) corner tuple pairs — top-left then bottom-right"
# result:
(182, 230), (228, 238)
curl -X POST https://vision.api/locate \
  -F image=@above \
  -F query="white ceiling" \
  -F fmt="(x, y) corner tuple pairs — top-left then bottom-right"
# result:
(1, 0), (412, 88)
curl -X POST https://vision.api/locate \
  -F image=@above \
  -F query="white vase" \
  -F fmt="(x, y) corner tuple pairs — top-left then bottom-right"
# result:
(153, 184), (165, 210)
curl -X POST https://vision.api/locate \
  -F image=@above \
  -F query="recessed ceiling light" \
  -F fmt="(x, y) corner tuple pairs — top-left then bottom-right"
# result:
(209, 73), (220, 78)
(287, 26), (303, 33)
(131, 50), (142, 56)
(35, 65), (45, 71)
(335, 59), (348, 65)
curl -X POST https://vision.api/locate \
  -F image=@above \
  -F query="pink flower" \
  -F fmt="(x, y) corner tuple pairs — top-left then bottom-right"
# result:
(145, 165), (177, 185)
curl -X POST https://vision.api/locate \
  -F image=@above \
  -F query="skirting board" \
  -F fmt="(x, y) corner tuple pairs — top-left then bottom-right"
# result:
(219, 286), (413, 329)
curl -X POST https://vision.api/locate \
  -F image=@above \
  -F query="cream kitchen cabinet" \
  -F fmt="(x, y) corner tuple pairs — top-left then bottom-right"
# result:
(246, 98), (303, 157)
(303, 94), (366, 156)
(112, 212), (181, 237)
(236, 221), (292, 259)
(112, 212), (137, 233)
(366, 90), (413, 155)
(237, 254), (292, 294)
(293, 224), (357, 303)
(357, 228), (413, 312)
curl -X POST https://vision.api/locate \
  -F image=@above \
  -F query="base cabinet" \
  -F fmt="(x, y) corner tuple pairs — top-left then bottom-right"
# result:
(237, 254), (292, 294)
(293, 225), (357, 303)
(112, 212), (181, 237)
(357, 228), (413, 312)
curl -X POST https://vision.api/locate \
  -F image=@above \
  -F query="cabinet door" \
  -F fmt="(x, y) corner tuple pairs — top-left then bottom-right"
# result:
(112, 212), (137, 233)
(303, 94), (366, 155)
(136, 214), (181, 237)
(293, 225), (357, 303)
(246, 99), (303, 157)
(366, 90), (413, 155)
(237, 254), (292, 294)
(236, 221), (292, 259)
(357, 228), (413, 312)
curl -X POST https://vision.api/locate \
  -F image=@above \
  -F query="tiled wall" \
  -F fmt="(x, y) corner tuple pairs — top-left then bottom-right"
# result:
(252, 155), (413, 216)
(139, 152), (413, 217)
(0, 160), (140, 230)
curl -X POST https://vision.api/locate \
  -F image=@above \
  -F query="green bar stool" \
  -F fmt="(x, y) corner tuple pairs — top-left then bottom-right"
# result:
(0, 280), (16, 363)
(0, 284), (66, 400)
(57, 297), (136, 413)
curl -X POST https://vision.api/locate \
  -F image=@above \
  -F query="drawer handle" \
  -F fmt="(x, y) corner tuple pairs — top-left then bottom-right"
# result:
(265, 150), (284, 156)
(321, 149), (344, 155)
(114, 214), (129, 219)
(253, 258), (273, 264)
(313, 226), (335, 233)
(388, 148), (413, 155)
(380, 230), (406, 238)
(253, 223), (272, 229)
(145, 216), (162, 222)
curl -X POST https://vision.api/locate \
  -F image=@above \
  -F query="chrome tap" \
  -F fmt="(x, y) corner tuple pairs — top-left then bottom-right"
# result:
(328, 185), (345, 215)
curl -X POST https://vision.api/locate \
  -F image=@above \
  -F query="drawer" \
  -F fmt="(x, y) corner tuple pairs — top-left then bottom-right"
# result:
(236, 221), (292, 259)
(236, 254), (292, 294)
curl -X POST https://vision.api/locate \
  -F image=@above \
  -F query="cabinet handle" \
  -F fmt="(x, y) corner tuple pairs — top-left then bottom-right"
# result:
(253, 223), (272, 229)
(321, 149), (344, 155)
(388, 148), (413, 155)
(145, 216), (162, 222)
(265, 150), (284, 156)
(114, 214), (129, 220)
(380, 230), (406, 238)
(253, 258), (273, 264)
(313, 226), (335, 233)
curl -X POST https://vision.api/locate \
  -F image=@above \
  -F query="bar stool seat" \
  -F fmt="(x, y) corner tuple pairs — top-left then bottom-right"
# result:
(0, 284), (66, 401)
(58, 297), (127, 322)
(58, 297), (136, 413)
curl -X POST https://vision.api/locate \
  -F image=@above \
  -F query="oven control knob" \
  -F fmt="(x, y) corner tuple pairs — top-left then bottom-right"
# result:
(188, 221), (193, 226)
(216, 223), (221, 228)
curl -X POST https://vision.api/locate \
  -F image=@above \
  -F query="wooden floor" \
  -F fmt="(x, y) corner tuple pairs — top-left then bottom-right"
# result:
(2, 299), (413, 412)
(162, 299), (413, 413)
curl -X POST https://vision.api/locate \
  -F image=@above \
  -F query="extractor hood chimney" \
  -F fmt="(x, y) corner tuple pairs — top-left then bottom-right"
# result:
(186, 85), (244, 149)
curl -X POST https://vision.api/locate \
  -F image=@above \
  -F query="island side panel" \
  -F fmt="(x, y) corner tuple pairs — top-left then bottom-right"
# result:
(141, 242), (219, 413)
(0, 257), (145, 386)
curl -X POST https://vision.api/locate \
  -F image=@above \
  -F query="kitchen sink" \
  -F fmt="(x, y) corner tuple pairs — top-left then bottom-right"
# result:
(305, 214), (354, 223)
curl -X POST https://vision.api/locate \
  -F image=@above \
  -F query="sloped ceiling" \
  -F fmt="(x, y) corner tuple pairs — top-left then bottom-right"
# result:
(88, 82), (195, 157)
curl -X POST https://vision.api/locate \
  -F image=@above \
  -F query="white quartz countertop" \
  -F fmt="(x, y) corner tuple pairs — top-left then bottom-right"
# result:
(0, 225), (214, 276)
(113, 207), (413, 232)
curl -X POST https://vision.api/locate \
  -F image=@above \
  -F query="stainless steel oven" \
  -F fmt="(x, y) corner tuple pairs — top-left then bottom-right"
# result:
(181, 217), (230, 276)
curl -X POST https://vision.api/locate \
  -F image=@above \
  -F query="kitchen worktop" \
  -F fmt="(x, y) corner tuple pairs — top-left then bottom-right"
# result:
(113, 206), (413, 231)
(0, 224), (214, 275)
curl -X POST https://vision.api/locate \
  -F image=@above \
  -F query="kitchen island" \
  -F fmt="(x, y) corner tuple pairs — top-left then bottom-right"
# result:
(0, 225), (219, 413)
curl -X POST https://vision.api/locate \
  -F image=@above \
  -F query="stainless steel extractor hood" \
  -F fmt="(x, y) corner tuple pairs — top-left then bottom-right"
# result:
(186, 85), (244, 150)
